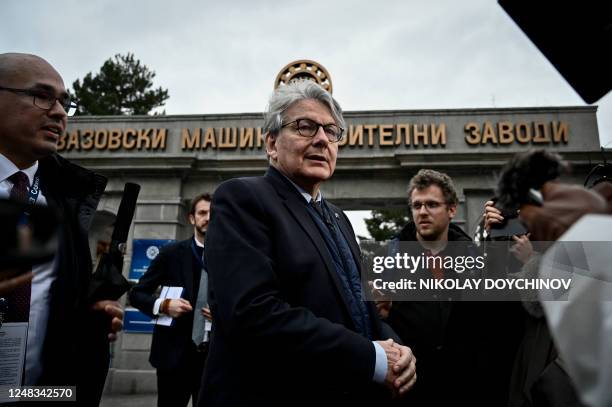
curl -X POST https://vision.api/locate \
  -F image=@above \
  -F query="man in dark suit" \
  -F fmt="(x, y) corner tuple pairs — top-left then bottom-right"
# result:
(130, 193), (211, 407)
(198, 80), (417, 407)
(0, 52), (123, 406)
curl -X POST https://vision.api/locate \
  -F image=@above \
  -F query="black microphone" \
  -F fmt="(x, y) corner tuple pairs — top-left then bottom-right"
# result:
(88, 182), (141, 302)
(111, 182), (141, 248)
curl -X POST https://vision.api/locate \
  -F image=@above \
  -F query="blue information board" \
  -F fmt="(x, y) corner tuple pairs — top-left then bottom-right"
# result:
(129, 239), (174, 281)
(124, 308), (156, 333)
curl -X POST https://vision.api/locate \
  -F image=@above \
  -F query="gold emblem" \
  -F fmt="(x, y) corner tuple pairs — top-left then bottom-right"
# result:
(274, 60), (333, 93)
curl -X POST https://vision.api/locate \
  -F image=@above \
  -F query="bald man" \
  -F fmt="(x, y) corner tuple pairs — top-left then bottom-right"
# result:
(0, 53), (122, 406)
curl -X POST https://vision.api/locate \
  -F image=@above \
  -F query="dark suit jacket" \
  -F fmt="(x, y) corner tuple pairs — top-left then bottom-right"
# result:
(34, 154), (109, 406)
(130, 238), (202, 371)
(387, 222), (524, 407)
(199, 167), (393, 407)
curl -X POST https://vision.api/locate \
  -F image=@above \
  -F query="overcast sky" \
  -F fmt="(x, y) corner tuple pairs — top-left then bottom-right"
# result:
(2, 0), (610, 144)
(3, 0), (610, 236)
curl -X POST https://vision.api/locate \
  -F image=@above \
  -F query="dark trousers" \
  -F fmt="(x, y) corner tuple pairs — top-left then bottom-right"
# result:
(156, 347), (207, 407)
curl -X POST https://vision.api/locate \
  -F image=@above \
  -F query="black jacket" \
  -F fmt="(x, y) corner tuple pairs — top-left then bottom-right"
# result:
(387, 222), (523, 407)
(35, 153), (109, 406)
(199, 167), (395, 407)
(129, 238), (203, 370)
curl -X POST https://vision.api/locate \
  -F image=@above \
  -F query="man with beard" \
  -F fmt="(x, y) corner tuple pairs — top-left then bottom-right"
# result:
(130, 193), (211, 407)
(379, 169), (519, 406)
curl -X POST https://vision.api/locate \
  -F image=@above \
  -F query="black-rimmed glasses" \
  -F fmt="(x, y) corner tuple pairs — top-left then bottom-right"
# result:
(410, 201), (447, 211)
(0, 86), (78, 116)
(281, 118), (344, 143)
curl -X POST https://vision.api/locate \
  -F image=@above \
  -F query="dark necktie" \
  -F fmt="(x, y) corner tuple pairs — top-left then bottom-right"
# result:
(5, 171), (32, 322)
(311, 200), (331, 226)
(9, 172), (29, 203)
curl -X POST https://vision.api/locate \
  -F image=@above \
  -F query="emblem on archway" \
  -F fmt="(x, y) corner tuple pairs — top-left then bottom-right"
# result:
(274, 60), (333, 94)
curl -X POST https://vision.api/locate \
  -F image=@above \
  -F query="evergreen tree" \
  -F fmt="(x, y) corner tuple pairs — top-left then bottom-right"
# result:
(363, 208), (410, 241)
(72, 53), (169, 115)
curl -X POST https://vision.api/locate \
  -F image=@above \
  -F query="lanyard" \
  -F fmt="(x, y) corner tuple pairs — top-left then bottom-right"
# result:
(16, 172), (41, 223)
(191, 239), (205, 269)
(27, 172), (41, 205)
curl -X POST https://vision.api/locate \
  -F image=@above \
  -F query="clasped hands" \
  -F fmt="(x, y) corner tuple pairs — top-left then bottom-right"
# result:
(375, 338), (417, 398)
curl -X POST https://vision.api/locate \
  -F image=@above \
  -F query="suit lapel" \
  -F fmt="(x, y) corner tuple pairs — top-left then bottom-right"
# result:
(39, 166), (80, 307)
(265, 168), (355, 323)
(180, 239), (195, 301)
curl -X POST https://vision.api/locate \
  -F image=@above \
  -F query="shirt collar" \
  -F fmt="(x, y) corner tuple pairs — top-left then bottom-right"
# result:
(0, 152), (38, 186)
(277, 171), (323, 204)
(193, 235), (204, 248)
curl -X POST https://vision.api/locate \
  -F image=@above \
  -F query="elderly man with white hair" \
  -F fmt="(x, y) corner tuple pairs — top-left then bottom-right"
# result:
(198, 80), (416, 406)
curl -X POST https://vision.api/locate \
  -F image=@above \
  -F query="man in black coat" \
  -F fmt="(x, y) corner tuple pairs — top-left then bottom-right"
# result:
(130, 193), (211, 407)
(198, 80), (417, 407)
(380, 169), (522, 406)
(0, 52), (123, 406)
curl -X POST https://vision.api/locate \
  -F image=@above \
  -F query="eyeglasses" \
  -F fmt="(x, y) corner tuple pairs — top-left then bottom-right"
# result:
(0, 86), (78, 116)
(281, 118), (344, 143)
(410, 201), (446, 211)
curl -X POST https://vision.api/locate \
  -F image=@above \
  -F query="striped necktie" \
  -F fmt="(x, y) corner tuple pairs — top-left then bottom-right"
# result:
(5, 171), (32, 322)
(9, 172), (29, 204)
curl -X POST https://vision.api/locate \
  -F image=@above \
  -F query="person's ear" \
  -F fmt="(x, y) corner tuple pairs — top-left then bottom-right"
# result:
(266, 133), (278, 161)
(448, 204), (457, 219)
(188, 213), (196, 226)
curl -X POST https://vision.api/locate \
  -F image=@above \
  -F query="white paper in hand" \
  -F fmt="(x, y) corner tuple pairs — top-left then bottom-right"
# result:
(155, 286), (184, 326)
